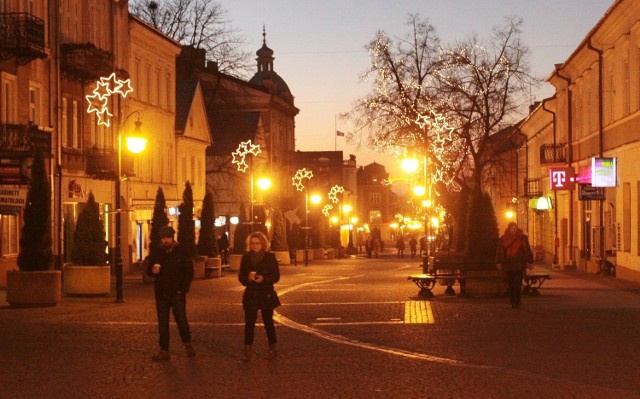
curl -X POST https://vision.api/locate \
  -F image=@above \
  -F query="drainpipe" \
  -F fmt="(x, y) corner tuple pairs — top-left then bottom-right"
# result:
(555, 68), (575, 267)
(541, 97), (559, 266)
(587, 38), (605, 270)
(51, 0), (63, 269)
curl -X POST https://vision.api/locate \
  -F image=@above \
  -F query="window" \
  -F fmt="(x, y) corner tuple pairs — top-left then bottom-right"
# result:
(1, 214), (20, 256)
(28, 85), (41, 125)
(369, 192), (381, 204)
(72, 100), (80, 149)
(1, 73), (18, 123)
(61, 97), (68, 147)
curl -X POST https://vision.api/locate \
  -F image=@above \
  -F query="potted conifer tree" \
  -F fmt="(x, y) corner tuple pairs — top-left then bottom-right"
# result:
(178, 181), (204, 279)
(229, 203), (249, 270)
(63, 191), (110, 295)
(270, 208), (290, 265)
(198, 190), (221, 277)
(6, 153), (60, 307)
(143, 187), (170, 283)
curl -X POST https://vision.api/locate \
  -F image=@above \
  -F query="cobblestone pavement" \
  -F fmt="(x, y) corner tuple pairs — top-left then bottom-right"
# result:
(2, 252), (640, 399)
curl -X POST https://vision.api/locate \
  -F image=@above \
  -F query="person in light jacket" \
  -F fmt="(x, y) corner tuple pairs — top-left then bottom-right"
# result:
(238, 231), (281, 361)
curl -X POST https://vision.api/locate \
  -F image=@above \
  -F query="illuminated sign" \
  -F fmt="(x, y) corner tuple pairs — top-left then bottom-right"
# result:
(591, 157), (616, 187)
(549, 167), (576, 190)
(578, 184), (605, 201)
(0, 188), (28, 214)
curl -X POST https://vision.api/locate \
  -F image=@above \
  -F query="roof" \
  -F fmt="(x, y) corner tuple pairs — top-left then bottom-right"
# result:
(207, 111), (261, 155)
(175, 78), (199, 133)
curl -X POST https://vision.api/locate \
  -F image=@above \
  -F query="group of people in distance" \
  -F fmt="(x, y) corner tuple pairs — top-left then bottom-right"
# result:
(145, 227), (280, 362)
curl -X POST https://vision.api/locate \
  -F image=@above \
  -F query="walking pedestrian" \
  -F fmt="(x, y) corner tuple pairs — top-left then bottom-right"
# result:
(497, 222), (534, 308)
(396, 236), (405, 258)
(238, 231), (281, 361)
(218, 232), (229, 265)
(409, 236), (418, 258)
(146, 225), (195, 361)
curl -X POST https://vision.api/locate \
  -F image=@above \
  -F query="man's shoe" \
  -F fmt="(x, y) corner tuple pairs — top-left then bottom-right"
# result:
(185, 343), (196, 358)
(152, 350), (170, 361)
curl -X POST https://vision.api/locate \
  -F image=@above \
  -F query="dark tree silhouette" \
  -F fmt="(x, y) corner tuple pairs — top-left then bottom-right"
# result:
(177, 181), (197, 258)
(149, 187), (170, 255)
(270, 208), (287, 251)
(70, 191), (106, 265)
(232, 203), (249, 254)
(17, 153), (52, 271)
(197, 190), (219, 257)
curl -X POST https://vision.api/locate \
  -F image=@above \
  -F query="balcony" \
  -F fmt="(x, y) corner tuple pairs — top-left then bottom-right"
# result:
(0, 13), (47, 64)
(539, 143), (567, 164)
(0, 123), (51, 156)
(60, 43), (113, 83)
(86, 148), (134, 180)
(524, 178), (542, 198)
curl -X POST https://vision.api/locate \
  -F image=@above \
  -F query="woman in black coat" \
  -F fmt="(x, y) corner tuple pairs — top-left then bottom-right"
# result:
(238, 231), (280, 361)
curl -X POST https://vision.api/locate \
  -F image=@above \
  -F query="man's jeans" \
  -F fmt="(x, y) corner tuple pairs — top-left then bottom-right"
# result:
(156, 292), (191, 350)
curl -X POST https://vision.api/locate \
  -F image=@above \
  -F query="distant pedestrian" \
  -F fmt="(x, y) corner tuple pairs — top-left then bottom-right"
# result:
(396, 237), (405, 258)
(409, 236), (418, 258)
(218, 232), (229, 265)
(238, 231), (281, 361)
(497, 222), (534, 308)
(146, 226), (195, 361)
(419, 236), (427, 257)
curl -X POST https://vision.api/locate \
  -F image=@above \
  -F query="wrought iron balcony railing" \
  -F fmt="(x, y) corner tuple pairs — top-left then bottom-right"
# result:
(0, 123), (51, 155)
(539, 143), (567, 164)
(60, 42), (113, 83)
(86, 148), (134, 180)
(0, 13), (47, 63)
(524, 178), (542, 198)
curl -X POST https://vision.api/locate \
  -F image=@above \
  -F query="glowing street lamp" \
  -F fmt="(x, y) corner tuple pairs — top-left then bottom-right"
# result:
(401, 157), (419, 173)
(413, 185), (426, 197)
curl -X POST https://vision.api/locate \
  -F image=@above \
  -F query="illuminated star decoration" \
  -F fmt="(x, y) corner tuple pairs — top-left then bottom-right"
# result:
(322, 204), (333, 217)
(328, 185), (344, 204)
(231, 140), (261, 173)
(292, 168), (313, 191)
(85, 72), (134, 127)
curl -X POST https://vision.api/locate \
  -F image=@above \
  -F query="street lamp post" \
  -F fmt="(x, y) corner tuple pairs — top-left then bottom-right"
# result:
(85, 73), (144, 303)
(303, 193), (321, 266)
(114, 118), (146, 303)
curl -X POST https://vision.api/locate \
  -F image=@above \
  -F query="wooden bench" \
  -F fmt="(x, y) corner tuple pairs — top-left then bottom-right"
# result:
(408, 255), (496, 298)
(522, 272), (551, 296)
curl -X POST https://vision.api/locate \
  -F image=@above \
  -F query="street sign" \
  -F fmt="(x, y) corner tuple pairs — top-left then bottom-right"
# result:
(578, 184), (604, 201)
(0, 187), (28, 214)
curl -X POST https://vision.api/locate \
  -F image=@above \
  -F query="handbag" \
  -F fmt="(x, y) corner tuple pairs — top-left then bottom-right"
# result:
(265, 289), (281, 309)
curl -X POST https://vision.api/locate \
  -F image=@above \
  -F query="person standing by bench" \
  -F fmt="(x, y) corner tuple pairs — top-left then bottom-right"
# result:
(497, 222), (533, 308)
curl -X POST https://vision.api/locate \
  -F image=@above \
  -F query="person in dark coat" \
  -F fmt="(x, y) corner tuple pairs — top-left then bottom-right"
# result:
(146, 226), (195, 361)
(408, 236), (418, 258)
(497, 222), (534, 308)
(238, 231), (281, 361)
(217, 232), (229, 265)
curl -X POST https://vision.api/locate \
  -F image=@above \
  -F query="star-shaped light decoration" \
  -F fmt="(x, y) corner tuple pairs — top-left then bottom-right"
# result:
(328, 185), (344, 203)
(85, 73), (134, 126)
(292, 168), (313, 191)
(231, 140), (261, 173)
(322, 204), (333, 217)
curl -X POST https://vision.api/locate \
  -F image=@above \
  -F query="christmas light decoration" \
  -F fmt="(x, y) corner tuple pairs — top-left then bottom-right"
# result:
(328, 185), (344, 204)
(232, 140), (261, 173)
(85, 72), (133, 127)
(322, 204), (333, 217)
(292, 168), (313, 191)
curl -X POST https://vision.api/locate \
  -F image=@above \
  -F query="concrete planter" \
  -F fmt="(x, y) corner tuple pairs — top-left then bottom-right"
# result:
(273, 251), (290, 265)
(229, 254), (243, 270)
(205, 257), (222, 278)
(63, 265), (110, 296)
(6, 270), (61, 307)
(193, 257), (206, 280)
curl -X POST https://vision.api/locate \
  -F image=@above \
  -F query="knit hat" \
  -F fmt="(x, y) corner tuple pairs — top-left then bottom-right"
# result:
(159, 226), (175, 238)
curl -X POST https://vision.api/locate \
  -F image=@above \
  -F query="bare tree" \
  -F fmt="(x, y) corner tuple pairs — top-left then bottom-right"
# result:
(347, 15), (536, 192)
(129, 0), (253, 77)
(436, 17), (534, 191)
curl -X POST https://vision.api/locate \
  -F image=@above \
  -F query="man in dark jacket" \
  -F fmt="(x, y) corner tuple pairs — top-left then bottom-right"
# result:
(497, 222), (534, 308)
(146, 226), (195, 361)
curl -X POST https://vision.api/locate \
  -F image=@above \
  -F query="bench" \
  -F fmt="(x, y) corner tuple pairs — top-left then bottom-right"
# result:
(408, 255), (497, 298)
(522, 272), (551, 296)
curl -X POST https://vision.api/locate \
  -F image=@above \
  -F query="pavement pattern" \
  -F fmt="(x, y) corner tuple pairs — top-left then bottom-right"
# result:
(2, 251), (640, 399)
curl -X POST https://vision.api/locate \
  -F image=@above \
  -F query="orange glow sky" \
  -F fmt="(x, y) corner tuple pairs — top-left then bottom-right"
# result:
(228, 0), (612, 178)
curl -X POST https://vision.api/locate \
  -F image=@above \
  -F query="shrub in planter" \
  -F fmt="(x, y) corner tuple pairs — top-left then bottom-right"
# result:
(178, 181), (204, 279)
(8, 152), (60, 307)
(197, 190), (219, 258)
(232, 203), (250, 254)
(70, 191), (106, 265)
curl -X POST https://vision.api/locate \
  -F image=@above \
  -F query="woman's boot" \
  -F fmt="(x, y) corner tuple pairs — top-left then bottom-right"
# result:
(265, 344), (277, 360)
(242, 345), (252, 362)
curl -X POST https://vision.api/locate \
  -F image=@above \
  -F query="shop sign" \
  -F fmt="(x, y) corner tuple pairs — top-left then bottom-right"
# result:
(0, 187), (28, 214)
(549, 167), (575, 190)
(592, 157), (616, 187)
(578, 184), (604, 201)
